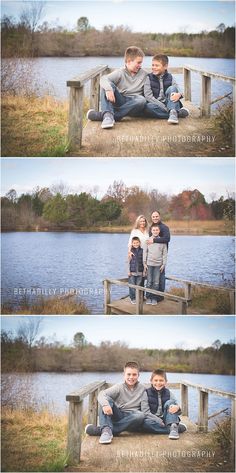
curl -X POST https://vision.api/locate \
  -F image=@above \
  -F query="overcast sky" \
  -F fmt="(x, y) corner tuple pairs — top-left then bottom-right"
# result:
(1, 1), (235, 34)
(1, 157), (235, 202)
(1, 315), (235, 349)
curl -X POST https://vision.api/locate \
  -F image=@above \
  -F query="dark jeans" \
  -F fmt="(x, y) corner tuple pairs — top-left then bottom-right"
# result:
(142, 400), (181, 434)
(144, 85), (181, 119)
(99, 397), (145, 434)
(101, 84), (146, 121)
(129, 274), (143, 301)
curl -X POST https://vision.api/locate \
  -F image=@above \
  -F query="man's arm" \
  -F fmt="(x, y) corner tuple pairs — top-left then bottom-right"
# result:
(144, 76), (168, 110)
(153, 225), (170, 244)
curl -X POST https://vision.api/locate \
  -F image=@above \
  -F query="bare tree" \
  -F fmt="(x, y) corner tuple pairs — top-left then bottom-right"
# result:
(17, 317), (43, 348)
(20, 1), (46, 33)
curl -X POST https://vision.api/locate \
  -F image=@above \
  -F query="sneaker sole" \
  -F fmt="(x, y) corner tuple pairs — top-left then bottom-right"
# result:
(101, 123), (114, 129)
(168, 120), (179, 124)
(169, 434), (179, 439)
(99, 438), (113, 444)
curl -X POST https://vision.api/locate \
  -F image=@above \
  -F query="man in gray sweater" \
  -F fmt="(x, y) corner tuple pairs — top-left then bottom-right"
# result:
(87, 46), (147, 129)
(85, 361), (145, 444)
(143, 224), (168, 305)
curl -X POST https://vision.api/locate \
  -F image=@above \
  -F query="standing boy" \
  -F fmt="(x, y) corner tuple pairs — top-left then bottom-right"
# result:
(144, 53), (189, 124)
(143, 224), (168, 305)
(85, 361), (145, 444)
(87, 46), (147, 128)
(128, 236), (145, 304)
(148, 210), (170, 298)
(141, 369), (187, 439)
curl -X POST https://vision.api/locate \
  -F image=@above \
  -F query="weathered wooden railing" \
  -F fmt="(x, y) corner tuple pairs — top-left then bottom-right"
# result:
(103, 276), (235, 315)
(66, 380), (235, 464)
(67, 64), (235, 147)
(183, 65), (235, 117)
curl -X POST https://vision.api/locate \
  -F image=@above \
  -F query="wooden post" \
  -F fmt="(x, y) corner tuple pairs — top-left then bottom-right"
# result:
(184, 283), (192, 301)
(229, 291), (235, 315)
(68, 86), (84, 148)
(230, 397), (236, 462)
(184, 68), (191, 101)
(136, 287), (143, 314)
(178, 300), (187, 315)
(67, 400), (83, 464)
(181, 384), (188, 416)
(198, 390), (208, 432)
(90, 75), (100, 111)
(88, 389), (98, 425)
(201, 75), (211, 117)
(104, 280), (111, 315)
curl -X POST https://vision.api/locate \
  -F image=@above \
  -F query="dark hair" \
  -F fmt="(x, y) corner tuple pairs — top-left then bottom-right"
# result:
(151, 369), (167, 381)
(125, 46), (144, 61)
(151, 224), (160, 229)
(152, 54), (169, 66)
(124, 361), (140, 371)
(132, 236), (141, 243)
(151, 210), (161, 216)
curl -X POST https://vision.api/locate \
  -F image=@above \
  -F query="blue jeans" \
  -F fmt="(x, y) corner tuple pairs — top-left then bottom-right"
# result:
(101, 84), (146, 120)
(129, 275), (143, 301)
(142, 400), (181, 434)
(99, 397), (145, 434)
(144, 85), (181, 119)
(146, 265), (161, 301)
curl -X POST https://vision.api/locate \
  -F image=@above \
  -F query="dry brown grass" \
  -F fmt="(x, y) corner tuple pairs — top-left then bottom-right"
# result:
(2, 295), (90, 315)
(170, 286), (232, 314)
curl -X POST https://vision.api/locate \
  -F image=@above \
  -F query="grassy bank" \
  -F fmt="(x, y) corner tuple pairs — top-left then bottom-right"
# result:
(170, 286), (233, 315)
(2, 295), (90, 315)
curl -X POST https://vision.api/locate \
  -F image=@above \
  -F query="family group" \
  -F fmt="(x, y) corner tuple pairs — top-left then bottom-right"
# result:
(85, 362), (187, 444)
(87, 46), (189, 127)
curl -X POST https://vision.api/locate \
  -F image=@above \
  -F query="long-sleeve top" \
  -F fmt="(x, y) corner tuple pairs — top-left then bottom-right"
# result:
(141, 389), (178, 421)
(100, 67), (147, 97)
(143, 240), (168, 267)
(128, 229), (149, 249)
(144, 74), (182, 110)
(98, 382), (146, 412)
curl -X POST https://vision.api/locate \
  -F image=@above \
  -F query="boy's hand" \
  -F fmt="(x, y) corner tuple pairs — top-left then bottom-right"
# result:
(103, 405), (113, 415)
(160, 265), (165, 273)
(106, 90), (116, 103)
(128, 271), (131, 277)
(170, 92), (181, 102)
(128, 250), (134, 260)
(147, 237), (154, 245)
(169, 404), (179, 414)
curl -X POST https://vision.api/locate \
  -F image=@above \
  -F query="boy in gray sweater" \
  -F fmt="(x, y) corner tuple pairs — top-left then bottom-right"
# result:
(87, 46), (147, 129)
(143, 224), (168, 305)
(85, 361), (145, 444)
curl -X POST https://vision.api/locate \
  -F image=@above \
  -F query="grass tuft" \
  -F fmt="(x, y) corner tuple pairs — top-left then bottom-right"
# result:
(1, 295), (90, 315)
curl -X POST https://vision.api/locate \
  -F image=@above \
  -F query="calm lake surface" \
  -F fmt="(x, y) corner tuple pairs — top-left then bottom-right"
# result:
(1, 233), (234, 314)
(1, 371), (234, 426)
(4, 56), (234, 108)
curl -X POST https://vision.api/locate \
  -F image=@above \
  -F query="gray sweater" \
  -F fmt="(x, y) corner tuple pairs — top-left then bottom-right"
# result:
(98, 382), (146, 412)
(100, 67), (147, 97)
(143, 241), (168, 267)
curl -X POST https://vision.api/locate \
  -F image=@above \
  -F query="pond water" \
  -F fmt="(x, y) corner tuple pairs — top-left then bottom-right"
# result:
(3, 56), (234, 109)
(1, 233), (234, 314)
(1, 371), (234, 428)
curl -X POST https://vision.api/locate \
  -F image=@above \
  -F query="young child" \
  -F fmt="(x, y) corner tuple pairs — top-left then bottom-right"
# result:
(85, 361), (145, 444)
(87, 46), (147, 128)
(141, 369), (187, 439)
(143, 224), (167, 305)
(128, 236), (145, 304)
(144, 53), (189, 124)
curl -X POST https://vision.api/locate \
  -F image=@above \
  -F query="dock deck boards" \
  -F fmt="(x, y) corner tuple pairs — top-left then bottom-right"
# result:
(66, 417), (216, 472)
(70, 101), (233, 157)
(107, 296), (204, 315)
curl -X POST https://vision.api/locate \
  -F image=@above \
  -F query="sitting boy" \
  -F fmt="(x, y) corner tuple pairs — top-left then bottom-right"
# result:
(85, 361), (145, 444)
(143, 224), (167, 305)
(128, 236), (145, 304)
(144, 53), (189, 124)
(141, 369), (187, 439)
(87, 46), (147, 129)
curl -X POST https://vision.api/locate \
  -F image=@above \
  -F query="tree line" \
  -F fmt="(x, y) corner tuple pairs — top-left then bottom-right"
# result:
(1, 182), (235, 232)
(1, 11), (235, 58)
(1, 327), (235, 375)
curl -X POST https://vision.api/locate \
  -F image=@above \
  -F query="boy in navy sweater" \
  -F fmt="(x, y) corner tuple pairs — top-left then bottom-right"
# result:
(128, 236), (145, 304)
(141, 369), (187, 439)
(144, 54), (189, 124)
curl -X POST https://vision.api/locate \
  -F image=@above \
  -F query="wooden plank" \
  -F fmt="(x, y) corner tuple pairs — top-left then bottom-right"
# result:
(104, 279), (111, 315)
(67, 65), (109, 87)
(68, 86), (84, 147)
(67, 400), (83, 463)
(201, 75), (211, 117)
(183, 65), (235, 84)
(106, 278), (187, 303)
(166, 276), (235, 293)
(90, 75), (100, 110)
(182, 381), (236, 400)
(66, 381), (106, 402)
(229, 291), (235, 315)
(184, 282), (192, 301)
(198, 390), (208, 432)
(230, 397), (236, 462)
(184, 67), (191, 101)
(181, 384), (189, 417)
(136, 287), (143, 314)
(88, 390), (99, 425)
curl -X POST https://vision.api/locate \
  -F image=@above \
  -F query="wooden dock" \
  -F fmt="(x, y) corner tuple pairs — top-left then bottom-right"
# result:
(65, 380), (236, 471)
(103, 276), (235, 315)
(66, 65), (235, 157)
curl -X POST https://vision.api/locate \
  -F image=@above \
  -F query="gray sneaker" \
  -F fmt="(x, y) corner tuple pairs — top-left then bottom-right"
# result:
(169, 423), (180, 439)
(99, 426), (113, 444)
(178, 107), (189, 118)
(101, 112), (115, 129)
(146, 299), (152, 305)
(85, 424), (101, 436)
(168, 110), (179, 124)
(130, 299), (136, 305)
(151, 300), (157, 305)
(86, 109), (103, 121)
(178, 422), (187, 434)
